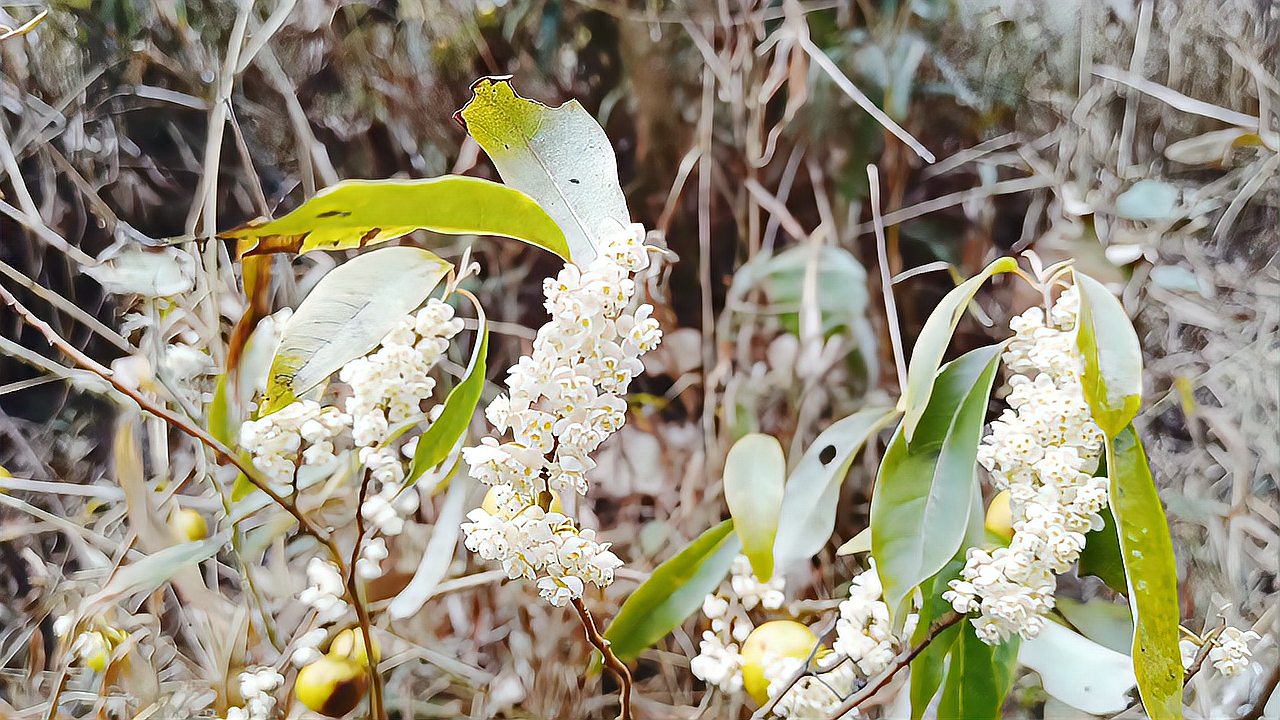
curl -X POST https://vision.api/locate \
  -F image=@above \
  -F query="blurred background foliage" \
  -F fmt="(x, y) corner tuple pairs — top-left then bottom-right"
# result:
(0, 0), (1275, 717)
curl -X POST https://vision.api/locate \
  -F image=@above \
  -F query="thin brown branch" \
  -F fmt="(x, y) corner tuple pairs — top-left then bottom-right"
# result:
(571, 597), (634, 720)
(348, 471), (385, 720)
(826, 611), (964, 718)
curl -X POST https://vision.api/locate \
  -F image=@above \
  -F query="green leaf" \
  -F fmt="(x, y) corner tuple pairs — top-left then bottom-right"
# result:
(773, 407), (897, 570)
(1108, 425), (1182, 720)
(458, 77), (629, 263)
(408, 321), (488, 486)
(937, 622), (1020, 720)
(902, 256), (1018, 442)
(1056, 597), (1134, 656)
(603, 520), (740, 663)
(261, 246), (451, 413)
(1074, 272), (1144, 437)
(220, 176), (569, 261)
(1078, 505), (1128, 594)
(1018, 620), (1137, 714)
(82, 533), (230, 612)
(909, 557), (965, 720)
(872, 344), (1004, 623)
(723, 434), (785, 581)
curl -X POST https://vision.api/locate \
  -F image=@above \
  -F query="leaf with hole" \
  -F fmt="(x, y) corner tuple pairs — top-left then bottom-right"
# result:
(260, 246), (451, 414)
(872, 344), (1003, 624)
(220, 176), (569, 261)
(458, 77), (629, 263)
(603, 520), (740, 663)
(773, 407), (897, 571)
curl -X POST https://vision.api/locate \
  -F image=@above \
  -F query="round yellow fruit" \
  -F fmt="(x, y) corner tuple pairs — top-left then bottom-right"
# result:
(328, 628), (380, 666)
(985, 490), (1014, 542)
(741, 620), (819, 706)
(294, 655), (368, 718)
(172, 508), (209, 542)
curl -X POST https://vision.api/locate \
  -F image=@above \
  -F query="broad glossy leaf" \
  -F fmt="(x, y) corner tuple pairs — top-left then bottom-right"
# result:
(937, 622), (1019, 720)
(408, 320), (488, 486)
(1109, 426), (1182, 720)
(458, 77), (628, 263)
(1074, 272), (1143, 437)
(774, 408), (897, 570)
(903, 256), (1017, 442)
(220, 176), (569, 261)
(604, 520), (740, 663)
(1078, 505), (1128, 594)
(723, 434), (785, 581)
(1019, 620), (1137, 714)
(909, 556), (965, 720)
(872, 344), (1003, 623)
(261, 246), (451, 413)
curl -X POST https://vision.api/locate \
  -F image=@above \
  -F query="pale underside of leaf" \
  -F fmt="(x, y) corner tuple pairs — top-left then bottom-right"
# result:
(458, 77), (629, 263)
(263, 246), (451, 413)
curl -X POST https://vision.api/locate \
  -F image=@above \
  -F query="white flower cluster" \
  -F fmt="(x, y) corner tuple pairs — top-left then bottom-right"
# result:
(832, 565), (900, 677)
(340, 299), (464, 476)
(690, 556), (784, 692)
(1209, 626), (1260, 676)
(298, 557), (349, 625)
(223, 666), (283, 720)
(239, 400), (350, 488)
(944, 286), (1110, 644)
(764, 657), (856, 719)
(461, 223), (660, 607)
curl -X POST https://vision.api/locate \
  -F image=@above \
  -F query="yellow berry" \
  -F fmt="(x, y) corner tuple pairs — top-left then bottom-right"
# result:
(294, 655), (368, 717)
(83, 632), (111, 673)
(741, 620), (819, 706)
(172, 508), (209, 542)
(328, 628), (380, 666)
(985, 490), (1014, 542)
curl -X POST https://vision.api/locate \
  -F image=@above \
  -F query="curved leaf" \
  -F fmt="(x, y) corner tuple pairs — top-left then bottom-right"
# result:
(409, 318), (488, 486)
(1074, 272), (1143, 437)
(872, 344), (1004, 623)
(903, 256), (1017, 442)
(1109, 426), (1182, 720)
(1018, 620), (1137, 714)
(723, 434), (785, 581)
(220, 176), (569, 261)
(458, 77), (629, 263)
(604, 520), (740, 663)
(773, 407), (897, 571)
(262, 246), (451, 413)
(937, 622), (1019, 720)
(909, 556), (965, 720)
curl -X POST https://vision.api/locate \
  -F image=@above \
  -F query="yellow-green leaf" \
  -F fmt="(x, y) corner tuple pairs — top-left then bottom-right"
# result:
(604, 520), (740, 663)
(723, 433), (785, 581)
(220, 176), (569, 261)
(1109, 425), (1182, 720)
(902, 256), (1017, 442)
(458, 77), (629, 263)
(262, 246), (451, 414)
(1074, 272), (1143, 437)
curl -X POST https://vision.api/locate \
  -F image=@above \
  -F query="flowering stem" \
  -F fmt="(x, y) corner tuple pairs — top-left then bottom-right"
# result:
(347, 471), (385, 720)
(571, 597), (634, 720)
(825, 610), (963, 718)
